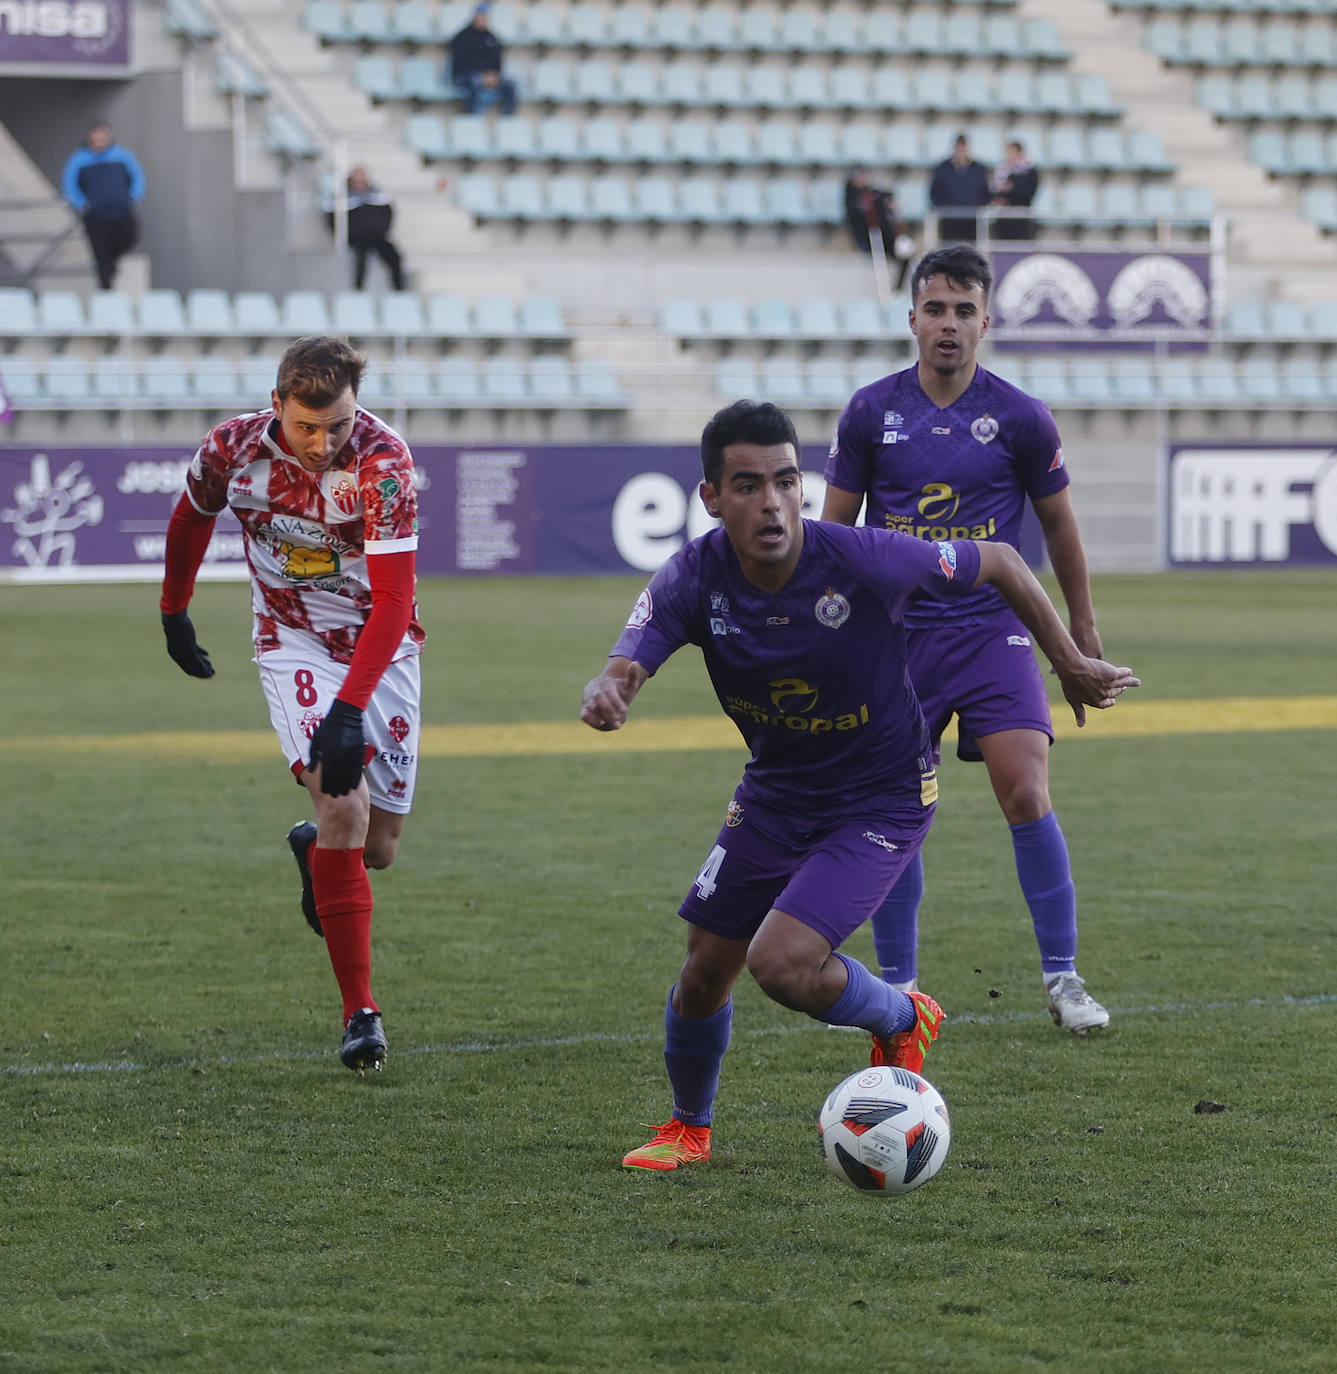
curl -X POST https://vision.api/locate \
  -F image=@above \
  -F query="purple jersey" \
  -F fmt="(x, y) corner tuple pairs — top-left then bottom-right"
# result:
(609, 520), (982, 819)
(825, 364), (1068, 627)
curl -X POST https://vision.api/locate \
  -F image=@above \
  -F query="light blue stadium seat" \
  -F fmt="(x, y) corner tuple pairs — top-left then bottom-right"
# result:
(721, 179), (768, 226)
(1195, 357), (1239, 402)
(355, 365), (395, 409)
(456, 172), (501, 219)
(1055, 181), (1101, 222)
(1301, 185), (1337, 231)
(862, 10), (901, 54)
(839, 298), (883, 340)
(400, 55), (452, 102)
(794, 298), (841, 341)
(1182, 19), (1224, 64)
(547, 173), (592, 221)
(404, 113), (449, 160)
(397, 358), (437, 403)
(574, 359), (624, 404)
(91, 357), (141, 405)
(759, 356), (806, 403)
(1111, 356), (1157, 403)
(139, 357), (192, 404)
(500, 172), (547, 220)
(1128, 129), (1175, 174)
(787, 65), (832, 111)
(36, 290), (85, 333)
(942, 11), (983, 59)
(191, 358), (242, 405)
(1076, 70), (1123, 116)
(520, 296), (568, 338)
(1281, 363), (1325, 402)
(1224, 299), (1266, 336)
(1258, 19), (1300, 65)
(796, 121), (841, 167)
(1136, 182), (1178, 222)
(427, 294), (471, 336)
(755, 123), (800, 167)
(1, 357), (43, 401)
(660, 60), (705, 106)
(1299, 23), (1336, 66)
(657, 3), (706, 50)
(1157, 358), (1198, 404)
(993, 68), (1035, 114)
(984, 13), (1026, 58)
(532, 115), (576, 163)
(481, 356), (528, 402)
(355, 53), (401, 103)
(266, 112), (319, 161)
(483, 114), (531, 160)
(659, 298), (705, 337)
(379, 292), (427, 336)
(391, 1), (435, 44)
(1308, 300), (1337, 337)
(139, 289), (188, 335)
(1265, 300), (1307, 336)
(634, 175), (680, 223)
(804, 356), (851, 405)
(42, 358), (93, 403)
(669, 118), (714, 165)
(892, 179), (928, 221)
(818, 8), (864, 54)
(698, 61), (746, 109)
(1178, 186), (1216, 222)
(764, 178), (810, 226)
(1034, 71), (1080, 116)
(280, 290), (330, 334)
(744, 63), (793, 111)
(1143, 19), (1185, 61)
(621, 120), (668, 167)
(437, 356), (481, 404)
(1022, 16), (1070, 57)
(591, 173), (636, 221)
(582, 116), (626, 163)
(185, 289), (235, 336)
(348, 0), (395, 43)
(238, 354), (278, 396)
(566, 2), (608, 47)
(1024, 359), (1073, 406)
(215, 51), (267, 98)
(714, 357), (759, 397)
(1196, 73), (1234, 116)
(233, 291), (281, 334)
(516, 2), (564, 45)
(1046, 126), (1091, 171)
(617, 60), (663, 105)
(781, 7), (822, 54)
(528, 355), (576, 404)
(703, 297), (750, 337)
(1240, 362), (1285, 403)
(883, 124), (924, 168)
(714, 119), (758, 166)
(1099, 181), (1143, 224)
(1088, 126), (1131, 172)
(304, 0), (349, 43)
(609, 3), (653, 48)
(1272, 74), (1312, 121)
(839, 123), (882, 169)
(737, 6), (785, 53)
(903, 10), (944, 53)
(332, 291), (379, 336)
(529, 58), (575, 104)
(1288, 129), (1329, 175)
(86, 290), (136, 335)
(0, 287), (37, 335)
(752, 298), (797, 337)
(574, 59), (618, 105)
(870, 68), (917, 115)
(1249, 128), (1290, 174)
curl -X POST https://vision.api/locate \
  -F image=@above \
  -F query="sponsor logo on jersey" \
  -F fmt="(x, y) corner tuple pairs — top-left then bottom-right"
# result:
(710, 616), (741, 638)
(882, 430), (910, 445)
(378, 750), (416, 766)
(725, 681), (871, 735)
(935, 541), (958, 580)
(710, 592), (732, 616)
(770, 678), (821, 714)
(932, 426), (952, 435)
(274, 538), (339, 580)
(814, 587), (851, 629)
(1049, 448), (1065, 471)
(377, 476), (401, 500)
(971, 414), (999, 445)
(726, 799), (745, 828)
(765, 616), (790, 626)
(884, 411), (904, 427)
(1006, 634), (1032, 647)
(625, 588), (652, 628)
(388, 714), (411, 744)
(863, 831), (900, 853)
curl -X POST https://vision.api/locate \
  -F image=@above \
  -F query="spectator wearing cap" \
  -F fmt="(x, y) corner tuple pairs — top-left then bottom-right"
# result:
(448, 3), (518, 115)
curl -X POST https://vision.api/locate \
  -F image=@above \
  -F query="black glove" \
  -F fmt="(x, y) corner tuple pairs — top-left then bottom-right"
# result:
(308, 699), (365, 797)
(162, 610), (215, 679)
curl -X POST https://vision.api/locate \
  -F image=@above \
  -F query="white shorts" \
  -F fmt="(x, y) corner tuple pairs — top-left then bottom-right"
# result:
(256, 636), (422, 815)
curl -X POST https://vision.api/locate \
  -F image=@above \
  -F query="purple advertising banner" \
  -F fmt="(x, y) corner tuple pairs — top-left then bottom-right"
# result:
(990, 249), (1212, 351)
(1168, 444), (1337, 567)
(0, 445), (1045, 581)
(0, 0), (131, 68)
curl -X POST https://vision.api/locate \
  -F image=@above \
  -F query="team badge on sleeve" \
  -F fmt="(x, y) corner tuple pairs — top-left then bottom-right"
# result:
(935, 541), (959, 580)
(1049, 448), (1066, 471)
(626, 588), (653, 628)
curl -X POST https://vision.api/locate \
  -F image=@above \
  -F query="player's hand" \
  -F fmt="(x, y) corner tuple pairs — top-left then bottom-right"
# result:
(1058, 658), (1140, 727)
(308, 699), (366, 795)
(581, 674), (632, 731)
(162, 610), (215, 679)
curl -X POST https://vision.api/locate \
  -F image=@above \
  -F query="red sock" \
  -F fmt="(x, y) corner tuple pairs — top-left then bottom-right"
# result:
(310, 846), (377, 1022)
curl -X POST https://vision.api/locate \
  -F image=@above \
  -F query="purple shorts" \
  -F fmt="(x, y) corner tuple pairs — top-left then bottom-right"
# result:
(678, 784), (936, 949)
(907, 612), (1053, 763)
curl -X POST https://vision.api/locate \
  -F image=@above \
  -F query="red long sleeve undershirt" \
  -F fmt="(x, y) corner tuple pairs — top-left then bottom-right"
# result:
(159, 491), (416, 710)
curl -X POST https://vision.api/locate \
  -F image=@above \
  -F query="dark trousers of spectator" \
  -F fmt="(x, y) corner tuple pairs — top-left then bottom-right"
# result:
(456, 72), (518, 115)
(352, 237), (405, 291)
(84, 213), (138, 290)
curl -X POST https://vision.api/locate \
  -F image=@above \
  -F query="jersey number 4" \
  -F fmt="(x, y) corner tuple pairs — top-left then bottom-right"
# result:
(694, 844), (727, 901)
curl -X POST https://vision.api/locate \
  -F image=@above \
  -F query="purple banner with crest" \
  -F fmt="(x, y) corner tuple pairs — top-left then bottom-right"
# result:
(989, 249), (1213, 351)
(1, 445), (1045, 582)
(0, 0), (131, 68)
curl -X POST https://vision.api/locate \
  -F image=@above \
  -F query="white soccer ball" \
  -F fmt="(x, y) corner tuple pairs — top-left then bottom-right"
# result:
(818, 1064), (952, 1195)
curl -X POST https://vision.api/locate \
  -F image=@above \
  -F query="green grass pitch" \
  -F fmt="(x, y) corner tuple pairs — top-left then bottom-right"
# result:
(1, 570), (1333, 1373)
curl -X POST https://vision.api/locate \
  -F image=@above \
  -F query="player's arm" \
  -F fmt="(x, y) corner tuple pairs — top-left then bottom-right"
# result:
(973, 541), (1138, 726)
(1033, 487), (1102, 659)
(820, 483), (864, 526)
(308, 548), (416, 797)
(159, 491), (218, 679)
(581, 656), (649, 732)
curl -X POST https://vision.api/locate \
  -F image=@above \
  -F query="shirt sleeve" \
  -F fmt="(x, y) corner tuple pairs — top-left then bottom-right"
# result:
(823, 389), (876, 497)
(335, 549), (416, 709)
(607, 546), (699, 675)
(184, 425), (234, 517)
(1014, 397), (1070, 502)
(359, 440), (419, 553)
(841, 525), (983, 618)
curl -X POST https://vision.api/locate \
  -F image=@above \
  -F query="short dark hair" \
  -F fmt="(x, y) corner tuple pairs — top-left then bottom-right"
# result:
(700, 400), (800, 485)
(275, 336), (366, 405)
(911, 244), (993, 304)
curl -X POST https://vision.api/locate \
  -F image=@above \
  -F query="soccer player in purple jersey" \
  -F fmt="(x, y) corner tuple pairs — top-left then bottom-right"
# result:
(822, 243), (1115, 1033)
(582, 401), (1137, 1171)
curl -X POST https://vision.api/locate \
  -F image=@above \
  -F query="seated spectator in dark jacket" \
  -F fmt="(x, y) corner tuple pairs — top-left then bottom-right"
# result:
(61, 121), (145, 289)
(449, 3), (518, 115)
(324, 166), (406, 291)
(990, 140), (1041, 241)
(844, 170), (912, 290)
(928, 134), (991, 243)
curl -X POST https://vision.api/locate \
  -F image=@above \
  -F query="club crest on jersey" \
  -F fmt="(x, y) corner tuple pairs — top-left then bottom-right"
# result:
(814, 587), (851, 629)
(935, 541), (958, 580)
(388, 714), (411, 744)
(626, 588), (652, 629)
(971, 414), (999, 445)
(327, 474), (360, 518)
(726, 800), (745, 828)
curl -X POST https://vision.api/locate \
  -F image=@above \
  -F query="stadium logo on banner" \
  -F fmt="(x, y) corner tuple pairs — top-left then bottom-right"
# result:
(1, 454), (104, 567)
(1108, 256), (1208, 330)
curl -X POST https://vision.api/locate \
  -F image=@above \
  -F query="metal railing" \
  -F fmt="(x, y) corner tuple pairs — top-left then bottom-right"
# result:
(0, 198), (88, 288)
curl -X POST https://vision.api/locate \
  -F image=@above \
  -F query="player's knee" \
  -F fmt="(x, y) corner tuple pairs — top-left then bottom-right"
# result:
(363, 837), (398, 870)
(746, 947), (811, 1011)
(998, 781), (1051, 826)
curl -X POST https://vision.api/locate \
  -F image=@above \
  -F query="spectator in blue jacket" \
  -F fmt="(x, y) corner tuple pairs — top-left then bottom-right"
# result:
(448, 3), (518, 115)
(61, 122), (145, 289)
